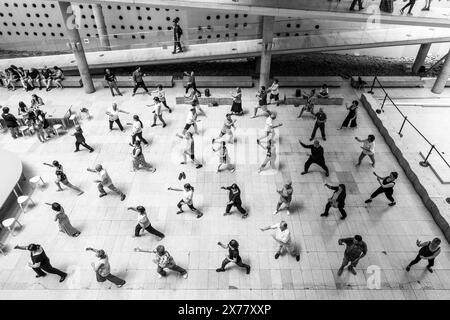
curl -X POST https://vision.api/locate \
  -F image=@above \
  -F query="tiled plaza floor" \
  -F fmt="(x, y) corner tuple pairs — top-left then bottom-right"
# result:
(0, 80), (449, 300)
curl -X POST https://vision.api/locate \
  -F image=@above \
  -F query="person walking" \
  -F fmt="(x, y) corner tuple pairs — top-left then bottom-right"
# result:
(257, 113), (283, 143)
(130, 115), (149, 146)
(183, 71), (201, 95)
(1, 106), (19, 139)
(136, 245), (188, 278)
(364, 171), (398, 206)
(168, 183), (203, 218)
(104, 68), (122, 96)
(147, 97), (167, 128)
(251, 86), (271, 118)
(131, 67), (150, 96)
(355, 135), (376, 167)
(86, 247), (126, 287)
(45, 202), (80, 237)
(212, 141), (235, 173)
(273, 181), (293, 216)
(400, 0), (416, 15)
(87, 164), (126, 201)
(321, 183), (347, 220)
(260, 221), (300, 261)
(406, 238), (441, 273)
(181, 106), (199, 135)
(176, 132), (203, 168)
(216, 240), (251, 274)
(337, 235), (367, 276)
(72, 125), (94, 153)
(151, 84), (172, 113)
(131, 140), (156, 172)
(338, 100), (358, 129)
(268, 79), (280, 105)
(230, 87), (243, 115)
(257, 138), (276, 173)
(349, 0), (364, 11)
(299, 139), (330, 176)
(172, 17), (183, 54)
(127, 206), (165, 239)
(310, 107), (327, 141)
(221, 184), (248, 218)
(106, 103), (129, 131)
(14, 244), (67, 282)
(43, 160), (84, 195)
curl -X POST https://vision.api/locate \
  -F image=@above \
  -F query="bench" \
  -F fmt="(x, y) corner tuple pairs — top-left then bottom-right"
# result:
(176, 96), (233, 105)
(351, 76), (425, 88)
(183, 76), (253, 88)
(5, 76), (83, 88)
(98, 75), (174, 88)
(272, 76), (343, 87)
(284, 95), (344, 106)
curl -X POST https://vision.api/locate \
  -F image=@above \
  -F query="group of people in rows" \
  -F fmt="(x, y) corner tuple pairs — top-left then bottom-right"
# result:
(1, 65), (64, 92)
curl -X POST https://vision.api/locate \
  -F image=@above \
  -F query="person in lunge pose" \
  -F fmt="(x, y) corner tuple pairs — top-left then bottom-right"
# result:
(168, 183), (203, 218)
(212, 141), (235, 173)
(46, 202), (81, 237)
(151, 84), (172, 113)
(131, 140), (156, 172)
(176, 132), (203, 169)
(355, 135), (375, 167)
(72, 125), (94, 153)
(406, 238), (441, 273)
(134, 245), (188, 279)
(127, 206), (164, 239)
(257, 138), (276, 173)
(257, 113), (282, 142)
(221, 184), (248, 218)
(216, 240), (251, 274)
(321, 183), (347, 220)
(87, 164), (126, 201)
(299, 139), (329, 177)
(364, 171), (398, 206)
(43, 160), (84, 195)
(251, 86), (271, 118)
(212, 113), (236, 143)
(260, 221), (300, 261)
(86, 247), (126, 287)
(147, 96), (167, 128)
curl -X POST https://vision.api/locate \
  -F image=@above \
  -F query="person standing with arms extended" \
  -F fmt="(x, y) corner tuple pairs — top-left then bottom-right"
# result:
(135, 245), (188, 278)
(14, 244), (67, 282)
(212, 141), (235, 173)
(273, 181), (293, 216)
(106, 103), (129, 132)
(184, 71), (201, 95)
(338, 100), (358, 130)
(260, 221), (300, 261)
(127, 206), (164, 239)
(216, 240), (251, 274)
(87, 164), (126, 201)
(104, 68), (122, 96)
(299, 139), (329, 177)
(43, 160), (84, 195)
(364, 171), (398, 206)
(310, 107), (327, 141)
(337, 235), (367, 276)
(45, 202), (81, 237)
(221, 184), (248, 218)
(129, 115), (149, 146)
(406, 238), (441, 273)
(72, 125), (94, 153)
(321, 183), (347, 220)
(86, 247), (126, 288)
(131, 67), (150, 96)
(168, 183), (203, 218)
(147, 97), (167, 128)
(172, 17), (183, 54)
(355, 135), (375, 167)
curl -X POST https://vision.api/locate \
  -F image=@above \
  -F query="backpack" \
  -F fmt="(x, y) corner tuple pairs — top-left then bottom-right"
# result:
(177, 25), (183, 36)
(204, 88), (210, 97)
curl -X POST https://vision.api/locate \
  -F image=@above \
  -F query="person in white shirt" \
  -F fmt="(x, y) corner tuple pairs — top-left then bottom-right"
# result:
(151, 84), (172, 113)
(176, 132), (203, 169)
(134, 245), (187, 279)
(212, 140), (235, 173)
(212, 113), (236, 144)
(268, 79), (280, 105)
(355, 135), (375, 167)
(181, 106), (199, 135)
(87, 164), (126, 201)
(168, 183), (203, 218)
(257, 113), (282, 142)
(127, 206), (165, 239)
(260, 221), (300, 261)
(86, 248), (126, 287)
(146, 96), (167, 128)
(129, 115), (149, 146)
(318, 84), (329, 98)
(106, 103), (129, 131)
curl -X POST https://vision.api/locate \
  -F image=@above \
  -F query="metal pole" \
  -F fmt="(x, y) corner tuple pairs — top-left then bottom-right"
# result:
(398, 116), (407, 137)
(376, 93), (387, 114)
(419, 145), (434, 167)
(368, 76), (377, 94)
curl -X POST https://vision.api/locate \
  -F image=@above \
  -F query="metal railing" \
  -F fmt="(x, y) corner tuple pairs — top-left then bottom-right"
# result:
(368, 76), (450, 169)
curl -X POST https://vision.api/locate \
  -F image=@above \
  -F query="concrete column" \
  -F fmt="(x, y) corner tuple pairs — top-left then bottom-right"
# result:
(412, 43), (431, 74)
(259, 16), (275, 89)
(255, 56), (261, 74)
(58, 1), (95, 94)
(93, 4), (111, 50)
(432, 49), (450, 94)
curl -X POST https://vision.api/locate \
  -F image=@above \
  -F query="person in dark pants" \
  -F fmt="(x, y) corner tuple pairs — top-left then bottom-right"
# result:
(422, 0), (433, 11)
(338, 100), (358, 129)
(104, 68), (122, 96)
(216, 240), (251, 274)
(321, 183), (347, 220)
(127, 206), (165, 239)
(131, 67), (150, 96)
(400, 0), (416, 15)
(86, 248), (126, 288)
(299, 139), (329, 176)
(406, 238), (441, 273)
(1, 106), (19, 139)
(14, 244), (67, 282)
(273, 181), (293, 216)
(130, 115), (149, 146)
(168, 183), (203, 218)
(28, 68), (42, 90)
(365, 171), (398, 206)
(221, 184), (248, 218)
(72, 125), (94, 153)
(106, 103), (129, 131)
(310, 107), (327, 141)
(183, 71), (201, 95)
(349, 0), (364, 11)
(337, 235), (367, 276)
(151, 245), (188, 278)
(172, 17), (183, 54)
(43, 160), (84, 195)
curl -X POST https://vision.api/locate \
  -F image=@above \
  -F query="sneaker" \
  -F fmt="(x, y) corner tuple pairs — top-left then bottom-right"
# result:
(301, 171), (308, 175)
(59, 274), (67, 282)
(99, 193), (107, 198)
(407, 13), (413, 16)
(273, 210), (278, 215)
(230, 168), (236, 173)
(388, 202), (396, 207)
(196, 164), (203, 169)
(74, 150), (79, 152)
(406, 266), (411, 272)
(246, 266), (251, 274)
(196, 213), (203, 218)
(176, 210), (183, 215)
(320, 213), (328, 217)
(182, 273), (188, 279)
(78, 191), (84, 196)
(323, 137), (326, 141)
(168, 109), (172, 113)
(151, 124), (156, 127)
(296, 255), (300, 262)
(242, 214), (248, 219)
(325, 172), (329, 177)
(348, 266), (357, 275)
(340, 216), (346, 220)
(337, 267), (344, 276)
(120, 194), (126, 201)
(274, 252), (280, 259)
(427, 267), (433, 273)
(36, 274), (47, 278)
(223, 212), (231, 216)
(309, 137), (313, 141)
(132, 93), (135, 96)
(364, 199), (372, 204)
(216, 268), (225, 272)
(162, 123), (166, 128)
(117, 282), (126, 288)
(89, 149), (94, 153)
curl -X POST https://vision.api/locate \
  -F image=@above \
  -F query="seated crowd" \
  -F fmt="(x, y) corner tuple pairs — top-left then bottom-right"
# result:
(0, 65), (65, 92)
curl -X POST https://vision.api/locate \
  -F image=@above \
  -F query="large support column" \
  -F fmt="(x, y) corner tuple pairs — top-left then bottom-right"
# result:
(432, 49), (450, 94)
(259, 16), (275, 89)
(412, 43), (431, 74)
(93, 4), (111, 51)
(58, 1), (95, 94)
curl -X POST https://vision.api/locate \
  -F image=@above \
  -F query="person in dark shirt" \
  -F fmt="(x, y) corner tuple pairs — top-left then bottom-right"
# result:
(14, 243), (67, 282)
(216, 240), (250, 274)
(183, 71), (201, 95)
(337, 235), (367, 276)
(40, 66), (53, 91)
(1, 106), (19, 138)
(43, 160), (84, 195)
(172, 17), (183, 54)
(310, 107), (327, 141)
(299, 139), (329, 176)
(104, 68), (122, 96)
(406, 238), (441, 273)
(365, 171), (398, 206)
(221, 184), (248, 218)
(400, 0), (416, 15)
(72, 125), (94, 153)
(28, 68), (42, 90)
(131, 66), (149, 96)
(321, 183), (347, 219)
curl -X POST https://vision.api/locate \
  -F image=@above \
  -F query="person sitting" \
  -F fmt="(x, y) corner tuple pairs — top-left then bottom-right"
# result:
(51, 66), (64, 89)
(5, 68), (19, 91)
(18, 67), (34, 91)
(30, 94), (45, 109)
(28, 68), (42, 90)
(41, 66), (53, 91)
(351, 76), (367, 90)
(318, 84), (329, 98)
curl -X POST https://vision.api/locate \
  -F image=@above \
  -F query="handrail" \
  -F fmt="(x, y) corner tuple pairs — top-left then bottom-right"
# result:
(368, 75), (450, 169)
